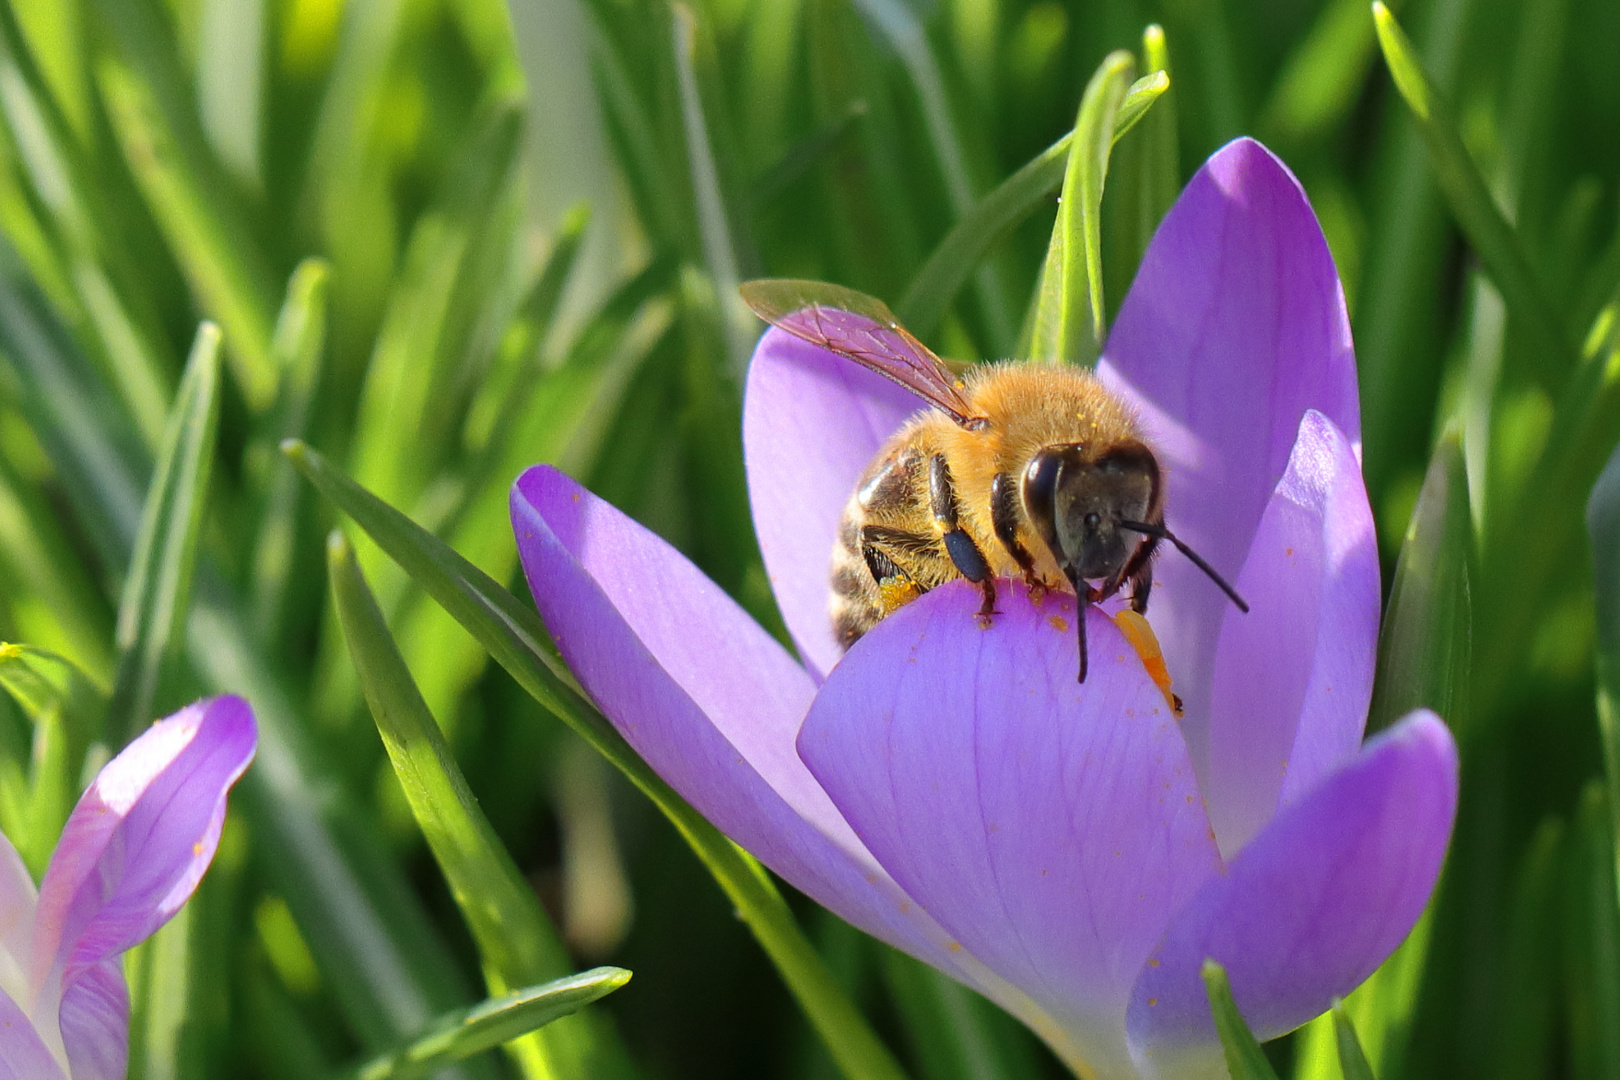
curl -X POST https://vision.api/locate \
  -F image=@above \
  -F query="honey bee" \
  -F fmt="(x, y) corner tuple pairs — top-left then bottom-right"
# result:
(741, 278), (1248, 685)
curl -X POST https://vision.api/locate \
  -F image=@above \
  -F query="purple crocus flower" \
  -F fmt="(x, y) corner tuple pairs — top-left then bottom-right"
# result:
(511, 138), (1458, 1078)
(0, 696), (256, 1080)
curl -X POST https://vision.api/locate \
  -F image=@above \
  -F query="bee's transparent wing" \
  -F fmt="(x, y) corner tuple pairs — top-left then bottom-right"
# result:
(740, 279), (985, 428)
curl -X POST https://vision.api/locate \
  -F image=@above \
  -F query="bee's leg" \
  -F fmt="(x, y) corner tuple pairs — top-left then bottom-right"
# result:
(929, 453), (997, 627)
(990, 471), (1050, 599)
(1106, 534), (1160, 611)
(859, 525), (931, 615)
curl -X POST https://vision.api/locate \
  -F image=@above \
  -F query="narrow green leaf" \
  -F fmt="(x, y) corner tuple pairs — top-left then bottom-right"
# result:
(846, 0), (1012, 346)
(1484, 817), (1563, 1080)
(0, 264), (492, 1078)
(1371, 2), (1573, 372)
(1368, 431), (1471, 734)
(880, 948), (1040, 1080)
(343, 969), (633, 1080)
(1330, 1001), (1376, 1080)
(1475, 296), (1620, 717)
(1261, 0), (1388, 141)
(327, 532), (624, 1079)
(94, 51), (278, 408)
(250, 259), (330, 644)
(1588, 438), (1620, 863)
(1026, 50), (1134, 368)
(897, 70), (1166, 339)
(671, 3), (752, 379)
(1564, 784), (1620, 1080)
(1202, 960), (1281, 1080)
(107, 323), (221, 742)
(283, 442), (914, 1080)
(196, 0), (265, 189)
(0, 642), (107, 875)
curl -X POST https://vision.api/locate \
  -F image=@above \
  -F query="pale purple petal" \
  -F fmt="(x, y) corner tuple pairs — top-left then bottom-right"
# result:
(1099, 137), (1359, 770)
(511, 466), (970, 974)
(31, 696), (256, 988)
(58, 960), (126, 1080)
(0, 986), (64, 1080)
(1204, 411), (1378, 857)
(743, 326), (923, 679)
(799, 580), (1222, 1074)
(1126, 711), (1457, 1064)
(0, 828), (36, 976)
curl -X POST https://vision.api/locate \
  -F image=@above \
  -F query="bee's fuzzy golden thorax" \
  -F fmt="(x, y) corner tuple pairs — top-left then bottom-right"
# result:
(934, 363), (1147, 580)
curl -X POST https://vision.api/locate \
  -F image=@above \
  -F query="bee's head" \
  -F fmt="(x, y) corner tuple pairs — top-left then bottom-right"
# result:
(1022, 441), (1159, 583)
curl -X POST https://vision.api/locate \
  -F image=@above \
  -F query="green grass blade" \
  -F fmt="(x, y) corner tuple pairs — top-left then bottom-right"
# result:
(1371, 2), (1573, 371)
(1483, 817), (1563, 1080)
(1027, 50), (1134, 368)
(196, 0), (265, 189)
(1261, 0), (1388, 142)
(1564, 784), (1620, 1080)
(880, 948), (1040, 1080)
(1588, 439), (1620, 865)
(250, 259), (330, 644)
(0, 642), (106, 875)
(284, 441), (914, 1080)
(897, 70), (1165, 339)
(1202, 960), (1281, 1080)
(109, 322), (222, 743)
(671, 3), (751, 379)
(1330, 1001), (1377, 1080)
(0, 266), (493, 1077)
(343, 969), (634, 1080)
(327, 531), (628, 1079)
(94, 51), (278, 408)
(1368, 431), (1471, 735)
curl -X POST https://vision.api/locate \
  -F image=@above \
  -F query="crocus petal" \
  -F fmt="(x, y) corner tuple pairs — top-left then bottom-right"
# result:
(1099, 137), (1359, 767)
(512, 465), (969, 973)
(743, 326), (923, 679)
(799, 581), (1222, 1077)
(31, 696), (256, 990)
(57, 960), (126, 1080)
(1204, 411), (1378, 857)
(0, 987), (64, 1080)
(0, 829), (35, 1004)
(1126, 711), (1457, 1071)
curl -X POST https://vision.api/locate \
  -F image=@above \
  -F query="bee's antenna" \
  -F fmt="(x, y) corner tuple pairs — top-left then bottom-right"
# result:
(1120, 521), (1250, 613)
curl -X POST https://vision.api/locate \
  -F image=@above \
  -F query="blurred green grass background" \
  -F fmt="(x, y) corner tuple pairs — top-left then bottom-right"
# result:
(0, 0), (1618, 1075)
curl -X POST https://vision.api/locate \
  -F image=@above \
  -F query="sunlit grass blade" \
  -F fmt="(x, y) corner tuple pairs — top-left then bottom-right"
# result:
(342, 969), (633, 1080)
(1027, 50), (1134, 367)
(108, 322), (222, 743)
(1368, 431), (1471, 734)
(284, 441), (914, 1080)
(251, 259), (330, 644)
(898, 69), (1166, 339)
(96, 57), (278, 408)
(1475, 294), (1620, 717)
(0, 268), (495, 1077)
(1588, 440), (1620, 856)
(0, 452), (114, 675)
(1564, 784), (1620, 1080)
(1371, 2), (1572, 371)
(846, 0), (1011, 346)
(0, 642), (107, 876)
(0, 4), (173, 447)
(881, 948), (1040, 1080)
(672, 3), (752, 379)
(1330, 1001), (1376, 1080)
(1105, 26), (1176, 324)
(328, 531), (630, 1079)
(1261, 0), (1388, 142)
(196, 0), (265, 190)
(1202, 960), (1281, 1080)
